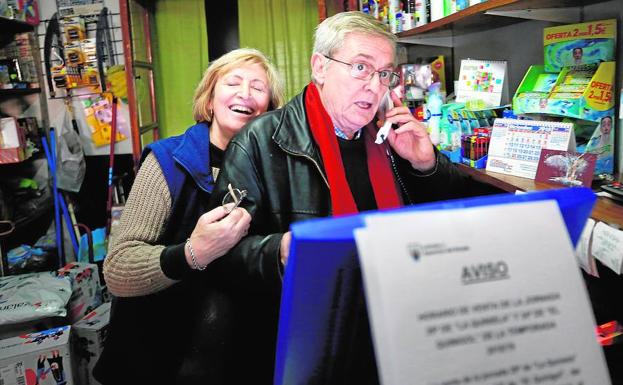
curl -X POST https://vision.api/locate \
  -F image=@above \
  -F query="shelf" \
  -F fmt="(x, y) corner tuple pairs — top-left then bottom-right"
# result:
(397, 0), (612, 46)
(0, 16), (35, 34)
(457, 164), (623, 227)
(0, 88), (41, 98)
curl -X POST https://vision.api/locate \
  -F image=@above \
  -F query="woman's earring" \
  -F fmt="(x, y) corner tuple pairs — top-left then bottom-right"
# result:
(208, 109), (214, 121)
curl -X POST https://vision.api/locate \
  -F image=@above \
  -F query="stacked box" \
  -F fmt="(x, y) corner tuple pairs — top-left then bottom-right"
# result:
(0, 326), (75, 385)
(56, 263), (102, 324)
(72, 302), (110, 385)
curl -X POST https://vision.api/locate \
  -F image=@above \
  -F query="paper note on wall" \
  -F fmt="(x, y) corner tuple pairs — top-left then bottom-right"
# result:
(575, 218), (599, 277)
(592, 222), (623, 274)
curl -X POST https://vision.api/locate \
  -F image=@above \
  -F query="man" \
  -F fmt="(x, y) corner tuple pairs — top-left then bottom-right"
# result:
(573, 47), (583, 65)
(209, 11), (495, 383)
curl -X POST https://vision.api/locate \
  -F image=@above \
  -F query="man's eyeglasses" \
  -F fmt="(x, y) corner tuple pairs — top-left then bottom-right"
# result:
(324, 55), (400, 88)
(222, 183), (247, 214)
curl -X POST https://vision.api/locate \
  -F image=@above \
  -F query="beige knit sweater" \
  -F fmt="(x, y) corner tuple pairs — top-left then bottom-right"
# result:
(103, 152), (178, 297)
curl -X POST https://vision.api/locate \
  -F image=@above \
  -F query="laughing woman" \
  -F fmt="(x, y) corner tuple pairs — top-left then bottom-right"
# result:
(95, 48), (284, 385)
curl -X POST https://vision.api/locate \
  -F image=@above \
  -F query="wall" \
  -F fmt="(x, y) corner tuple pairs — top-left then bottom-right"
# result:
(37, 0), (133, 156)
(406, 0), (623, 174)
(153, 0), (209, 139)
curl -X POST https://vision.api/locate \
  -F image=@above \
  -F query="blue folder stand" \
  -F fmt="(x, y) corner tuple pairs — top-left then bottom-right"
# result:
(274, 188), (596, 385)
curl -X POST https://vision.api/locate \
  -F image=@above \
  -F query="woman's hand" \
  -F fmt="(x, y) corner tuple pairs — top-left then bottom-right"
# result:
(185, 206), (251, 269)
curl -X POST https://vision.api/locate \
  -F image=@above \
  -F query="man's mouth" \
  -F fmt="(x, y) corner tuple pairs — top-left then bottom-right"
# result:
(355, 102), (373, 109)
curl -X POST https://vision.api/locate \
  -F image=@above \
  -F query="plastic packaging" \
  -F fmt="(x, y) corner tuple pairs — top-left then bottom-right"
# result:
(0, 272), (72, 325)
(426, 82), (443, 145)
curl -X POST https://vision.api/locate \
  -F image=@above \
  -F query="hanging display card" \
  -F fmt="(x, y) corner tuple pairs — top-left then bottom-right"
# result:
(544, 19), (616, 72)
(355, 200), (610, 385)
(486, 118), (575, 179)
(456, 59), (509, 107)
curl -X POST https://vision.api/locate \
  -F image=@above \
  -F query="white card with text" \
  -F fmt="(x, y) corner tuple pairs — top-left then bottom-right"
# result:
(356, 200), (610, 385)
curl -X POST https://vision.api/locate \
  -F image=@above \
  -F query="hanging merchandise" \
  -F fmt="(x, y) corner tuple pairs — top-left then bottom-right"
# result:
(54, 105), (86, 193)
(105, 64), (127, 101)
(80, 93), (127, 147)
(43, 6), (116, 97)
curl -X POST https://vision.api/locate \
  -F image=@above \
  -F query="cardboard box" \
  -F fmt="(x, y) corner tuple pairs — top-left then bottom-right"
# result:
(544, 19), (616, 72)
(0, 326), (75, 385)
(513, 62), (615, 123)
(72, 302), (110, 385)
(56, 263), (102, 324)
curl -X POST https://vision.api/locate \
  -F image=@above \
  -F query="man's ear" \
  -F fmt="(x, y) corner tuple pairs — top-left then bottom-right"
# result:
(310, 53), (327, 85)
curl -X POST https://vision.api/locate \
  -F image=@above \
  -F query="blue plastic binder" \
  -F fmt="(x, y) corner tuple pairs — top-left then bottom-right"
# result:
(274, 188), (596, 385)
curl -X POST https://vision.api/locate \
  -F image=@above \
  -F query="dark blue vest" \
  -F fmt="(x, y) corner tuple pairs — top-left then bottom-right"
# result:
(142, 121), (215, 246)
(96, 122), (230, 384)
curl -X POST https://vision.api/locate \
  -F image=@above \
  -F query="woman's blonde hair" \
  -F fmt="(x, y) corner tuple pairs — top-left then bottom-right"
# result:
(192, 48), (285, 122)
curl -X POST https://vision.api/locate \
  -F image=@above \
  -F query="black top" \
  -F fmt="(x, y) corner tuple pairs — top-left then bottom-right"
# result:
(210, 142), (224, 169)
(338, 136), (377, 212)
(160, 141), (226, 279)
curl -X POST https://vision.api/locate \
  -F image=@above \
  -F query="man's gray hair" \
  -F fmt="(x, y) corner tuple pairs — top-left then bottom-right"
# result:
(313, 11), (397, 62)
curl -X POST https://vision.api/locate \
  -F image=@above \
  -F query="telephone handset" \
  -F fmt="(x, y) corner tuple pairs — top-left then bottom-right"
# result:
(375, 91), (394, 144)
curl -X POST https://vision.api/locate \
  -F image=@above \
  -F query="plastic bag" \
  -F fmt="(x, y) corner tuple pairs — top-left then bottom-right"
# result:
(0, 271), (72, 325)
(78, 227), (107, 263)
(54, 107), (86, 192)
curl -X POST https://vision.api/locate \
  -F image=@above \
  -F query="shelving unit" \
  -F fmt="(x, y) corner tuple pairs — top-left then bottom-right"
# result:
(394, 1), (623, 229)
(0, 16), (48, 127)
(397, 0), (612, 46)
(0, 17), (52, 275)
(0, 16), (34, 33)
(0, 88), (41, 97)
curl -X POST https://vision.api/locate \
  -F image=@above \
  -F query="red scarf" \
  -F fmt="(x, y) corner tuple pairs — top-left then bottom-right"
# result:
(304, 82), (401, 216)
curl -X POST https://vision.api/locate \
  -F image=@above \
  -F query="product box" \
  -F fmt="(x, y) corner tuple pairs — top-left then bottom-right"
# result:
(0, 117), (27, 164)
(0, 326), (75, 385)
(544, 19), (616, 72)
(72, 302), (110, 385)
(56, 263), (102, 324)
(513, 62), (615, 123)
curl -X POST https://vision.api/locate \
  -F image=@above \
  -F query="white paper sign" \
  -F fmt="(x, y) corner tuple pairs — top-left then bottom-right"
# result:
(592, 221), (623, 274)
(575, 218), (599, 277)
(356, 200), (610, 385)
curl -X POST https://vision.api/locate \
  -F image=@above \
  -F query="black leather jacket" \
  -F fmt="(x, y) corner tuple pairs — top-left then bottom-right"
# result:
(208, 87), (498, 383)
(211, 86), (496, 287)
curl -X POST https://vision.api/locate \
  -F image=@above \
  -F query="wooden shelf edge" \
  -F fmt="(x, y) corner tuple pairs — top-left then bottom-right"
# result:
(0, 88), (41, 97)
(397, 0), (520, 37)
(457, 164), (623, 227)
(0, 16), (35, 33)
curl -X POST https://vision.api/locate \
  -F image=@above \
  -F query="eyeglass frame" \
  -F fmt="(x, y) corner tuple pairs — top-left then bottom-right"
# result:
(222, 183), (248, 214)
(323, 54), (400, 88)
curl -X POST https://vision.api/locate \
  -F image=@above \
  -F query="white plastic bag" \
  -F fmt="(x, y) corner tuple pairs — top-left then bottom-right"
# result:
(54, 107), (86, 192)
(0, 271), (72, 325)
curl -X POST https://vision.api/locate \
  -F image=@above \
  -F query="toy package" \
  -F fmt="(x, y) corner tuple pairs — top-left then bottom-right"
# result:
(0, 326), (75, 385)
(544, 19), (616, 72)
(73, 302), (110, 385)
(400, 55), (446, 101)
(56, 263), (102, 324)
(80, 94), (128, 147)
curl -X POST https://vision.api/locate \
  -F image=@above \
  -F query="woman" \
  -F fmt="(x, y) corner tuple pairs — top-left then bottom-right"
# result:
(94, 48), (285, 385)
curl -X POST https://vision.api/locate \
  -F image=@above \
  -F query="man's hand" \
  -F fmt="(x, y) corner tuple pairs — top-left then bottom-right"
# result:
(280, 231), (292, 267)
(384, 91), (436, 172)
